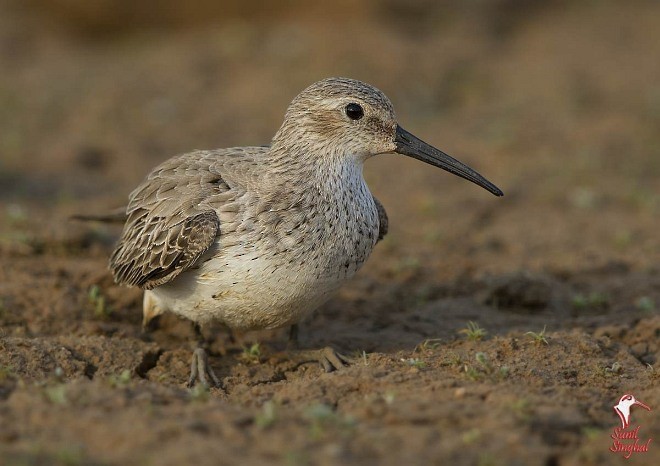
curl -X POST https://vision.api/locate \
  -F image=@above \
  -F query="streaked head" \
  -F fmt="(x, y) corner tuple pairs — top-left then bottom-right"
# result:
(273, 77), (503, 197)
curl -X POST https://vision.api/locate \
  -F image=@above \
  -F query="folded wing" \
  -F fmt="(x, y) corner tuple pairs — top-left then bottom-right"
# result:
(110, 152), (227, 290)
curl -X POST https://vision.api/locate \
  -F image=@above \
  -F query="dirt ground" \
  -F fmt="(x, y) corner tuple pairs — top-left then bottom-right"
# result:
(0, 1), (659, 465)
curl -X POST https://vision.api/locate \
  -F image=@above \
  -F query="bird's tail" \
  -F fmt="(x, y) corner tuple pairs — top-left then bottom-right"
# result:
(70, 207), (127, 223)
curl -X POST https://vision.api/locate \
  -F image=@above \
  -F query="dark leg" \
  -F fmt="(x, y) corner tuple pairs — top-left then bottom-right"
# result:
(187, 323), (221, 388)
(192, 323), (204, 342)
(287, 324), (299, 350)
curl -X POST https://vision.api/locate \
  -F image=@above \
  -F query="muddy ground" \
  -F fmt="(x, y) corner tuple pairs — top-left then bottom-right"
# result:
(0, 1), (659, 465)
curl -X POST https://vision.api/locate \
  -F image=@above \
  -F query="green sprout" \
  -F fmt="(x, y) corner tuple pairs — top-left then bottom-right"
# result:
(240, 342), (262, 363)
(571, 292), (609, 311)
(525, 325), (549, 345)
(88, 284), (111, 318)
(635, 296), (655, 313)
(460, 321), (487, 341)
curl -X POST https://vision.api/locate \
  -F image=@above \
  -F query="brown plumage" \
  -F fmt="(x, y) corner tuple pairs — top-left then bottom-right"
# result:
(101, 77), (502, 387)
(373, 197), (388, 241)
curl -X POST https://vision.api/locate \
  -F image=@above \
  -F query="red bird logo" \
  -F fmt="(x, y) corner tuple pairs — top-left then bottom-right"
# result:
(614, 394), (651, 429)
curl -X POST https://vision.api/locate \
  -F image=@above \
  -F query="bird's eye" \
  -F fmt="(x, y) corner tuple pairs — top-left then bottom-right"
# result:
(345, 103), (364, 120)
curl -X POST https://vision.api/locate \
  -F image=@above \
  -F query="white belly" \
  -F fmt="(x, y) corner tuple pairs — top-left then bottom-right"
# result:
(149, 234), (374, 330)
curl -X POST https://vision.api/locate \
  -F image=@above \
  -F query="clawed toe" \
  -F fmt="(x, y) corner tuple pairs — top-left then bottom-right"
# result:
(187, 347), (221, 388)
(318, 346), (353, 372)
(289, 346), (353, 372)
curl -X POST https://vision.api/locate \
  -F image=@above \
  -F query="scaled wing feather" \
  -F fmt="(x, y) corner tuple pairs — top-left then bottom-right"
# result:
(110, 152), (226, 290)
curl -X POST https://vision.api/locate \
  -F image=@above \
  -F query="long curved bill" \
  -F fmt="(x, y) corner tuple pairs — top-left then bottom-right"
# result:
(395, 125), (503, 197)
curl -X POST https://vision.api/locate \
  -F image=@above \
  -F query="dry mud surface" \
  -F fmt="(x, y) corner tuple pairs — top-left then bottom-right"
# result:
(0, 2), (659, 465)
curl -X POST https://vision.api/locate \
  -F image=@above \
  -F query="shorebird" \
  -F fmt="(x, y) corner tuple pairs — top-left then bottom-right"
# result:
(104, 77), (502, 387)
(614, 394), (651, 428)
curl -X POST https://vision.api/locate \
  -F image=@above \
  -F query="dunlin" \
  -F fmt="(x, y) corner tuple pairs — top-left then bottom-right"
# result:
(107, 77), (502, 386)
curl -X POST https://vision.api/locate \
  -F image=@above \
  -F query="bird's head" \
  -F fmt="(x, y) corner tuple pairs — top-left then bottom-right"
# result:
(616, 394), (651, 411)
(272, 77), (503, 197)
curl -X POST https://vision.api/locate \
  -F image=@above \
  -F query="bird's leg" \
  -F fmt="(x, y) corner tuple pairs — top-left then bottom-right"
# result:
(187, 323), (221, 388)
(287, 324), (299, 350)
(290, 347), (354, 372)
(283, 325), (353, 371)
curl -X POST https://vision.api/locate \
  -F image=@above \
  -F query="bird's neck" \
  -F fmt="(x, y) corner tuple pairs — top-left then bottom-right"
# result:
(266, 142), (368, 195)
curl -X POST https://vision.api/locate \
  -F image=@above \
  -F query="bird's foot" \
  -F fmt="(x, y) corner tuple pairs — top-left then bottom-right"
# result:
(187, 347), (221, 388)
(287, 324), (300, 350)
(292, 347), (353, 372)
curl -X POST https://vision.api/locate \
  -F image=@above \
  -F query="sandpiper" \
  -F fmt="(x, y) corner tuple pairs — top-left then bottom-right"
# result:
(108, 77), (503, 387)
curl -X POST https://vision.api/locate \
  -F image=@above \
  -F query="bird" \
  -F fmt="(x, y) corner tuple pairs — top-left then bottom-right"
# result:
(614, 394), (651, 429)
(103, 77), (503, 387)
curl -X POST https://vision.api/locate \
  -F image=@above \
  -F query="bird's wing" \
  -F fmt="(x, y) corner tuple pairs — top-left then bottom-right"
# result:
(373, 196), (388, 242)
(110, 150), (241, 290)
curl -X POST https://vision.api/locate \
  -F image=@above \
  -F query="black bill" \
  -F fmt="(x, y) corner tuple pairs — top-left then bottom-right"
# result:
(395, 125), (503, 197)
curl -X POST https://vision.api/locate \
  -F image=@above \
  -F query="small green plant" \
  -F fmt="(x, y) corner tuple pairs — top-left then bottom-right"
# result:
(303, 403), (355, 440)
(44, 384), (67, 405)
(509, 398), (533, 422)
(283, 450), (310, 466)
(442, 351), (462, 367)
(403, 358), (426, 369)
(582, 426), (603, 441)
(477, 452), (498, 466)
(53, 366), (65, 383)
(255, 401), (278, 429)
(464, 364), (482, 381)
(594, 362), (621, 378)
(109, 369), (132, 387)
(189, 383), (210, 402)
(475, 352), (489, 367)
(462, 428), (482, 445)
(88, 284), (111, 318)
(605, 361), (623, 374)
(304, 403), (335, 439)
(6, 203), (27, 225)
(239, 342), (262, 364)
(463, 352), (508, 382)
(460, 321), (487, 341)
(476, 352), (508, 379)
(55, 446), (84, 466)
(571, 292), (609, 311)
(304, 403), (334, 421)
(525, 326), (549, 345)
(635, 296), (655, 313)
(415, 338), (443, 352)
(613, 230), (632, 249)
(0, 364), (16, 381)
(383, 391), (396, 405)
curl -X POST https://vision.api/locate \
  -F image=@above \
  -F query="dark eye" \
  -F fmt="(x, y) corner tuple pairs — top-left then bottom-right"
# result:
(345, 103), (364, 120)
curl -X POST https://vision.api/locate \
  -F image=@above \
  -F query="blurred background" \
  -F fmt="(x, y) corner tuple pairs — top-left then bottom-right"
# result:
(0, 3), (659, 463)
(1, 0), (659, 279)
